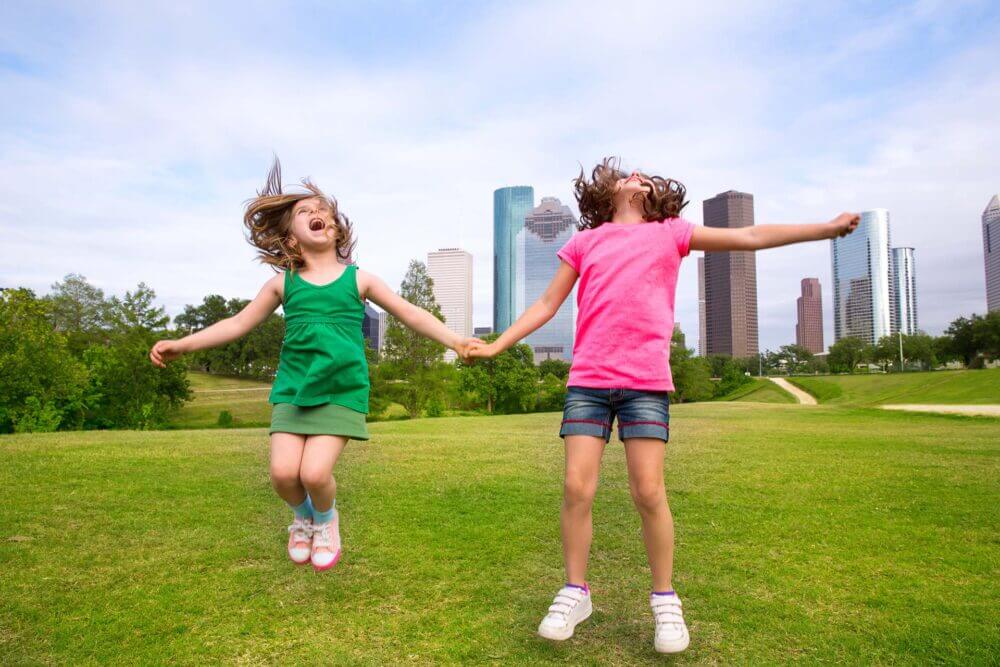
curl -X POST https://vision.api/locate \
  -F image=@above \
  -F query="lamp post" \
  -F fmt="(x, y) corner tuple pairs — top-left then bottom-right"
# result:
(898, 331), (904, 372)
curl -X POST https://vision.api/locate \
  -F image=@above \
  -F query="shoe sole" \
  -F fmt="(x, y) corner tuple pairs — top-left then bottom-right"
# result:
(537, 599), (593, 641)
(655, 635), (690, 654)
(312, 548), (342, 572)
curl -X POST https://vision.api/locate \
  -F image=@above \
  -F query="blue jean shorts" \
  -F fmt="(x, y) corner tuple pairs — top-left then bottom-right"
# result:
(559, 386), (670, 442)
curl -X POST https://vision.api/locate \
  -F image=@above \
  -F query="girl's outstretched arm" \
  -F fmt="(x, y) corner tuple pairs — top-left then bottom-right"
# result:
(469, 261), (578, 359)
(358, 269), (482, 358)
(690, 212), (859, 252)
(149, 274), (283, 368)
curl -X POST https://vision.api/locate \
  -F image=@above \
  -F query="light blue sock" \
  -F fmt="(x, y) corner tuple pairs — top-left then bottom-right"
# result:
(290, 495), (313, 520)
(313, 498), (336, 524)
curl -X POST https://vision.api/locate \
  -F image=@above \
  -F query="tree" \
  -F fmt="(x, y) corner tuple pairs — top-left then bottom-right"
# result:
(45, 274), (112, 354)
(176, 295), (284, 379)
(538, 358), (570, 381)
(776, 344), (814, 375)
(0, 289), (89, 433)
(457, 334), (538, 414)
(828, 337), (867, 373)
(381, 261), (447, 416)
(902, 333), (937, 370)
(108, 283), (170, 332)
(871, 336), (900, 371)
(670, 327), (715, 402)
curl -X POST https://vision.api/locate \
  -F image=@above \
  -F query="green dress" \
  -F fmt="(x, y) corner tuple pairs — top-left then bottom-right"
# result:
(268, 265), (370, 440)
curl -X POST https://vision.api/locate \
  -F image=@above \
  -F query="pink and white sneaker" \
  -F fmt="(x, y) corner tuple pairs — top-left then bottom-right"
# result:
(310, 511), (341, 571)
(286, 516), (313, 565)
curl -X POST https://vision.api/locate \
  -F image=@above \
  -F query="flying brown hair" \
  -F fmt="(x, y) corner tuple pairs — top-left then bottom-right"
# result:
(572, 157), (688, 230)
(243, 158), (356, 271)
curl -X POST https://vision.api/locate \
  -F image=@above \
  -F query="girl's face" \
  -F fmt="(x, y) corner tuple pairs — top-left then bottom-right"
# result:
(614, 170), (652, 208)
(288, 196), (337, 249)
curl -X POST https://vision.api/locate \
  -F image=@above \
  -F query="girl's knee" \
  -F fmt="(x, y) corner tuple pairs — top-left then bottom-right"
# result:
(270, 464), (300, 489)
(299, 466), (334, 491)
(629, 480), (666, 513)
(564, 474), (598, 506)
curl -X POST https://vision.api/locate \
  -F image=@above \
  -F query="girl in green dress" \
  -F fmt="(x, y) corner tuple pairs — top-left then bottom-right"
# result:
(150, 160), (480, 571)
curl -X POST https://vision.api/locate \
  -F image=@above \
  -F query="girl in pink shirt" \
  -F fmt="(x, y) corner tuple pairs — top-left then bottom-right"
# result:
(469, 157), (858, 654)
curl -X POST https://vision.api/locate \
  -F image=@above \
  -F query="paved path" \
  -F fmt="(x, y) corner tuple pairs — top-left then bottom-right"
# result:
(881, 404), (1000, 417)
(769, 377), (817, 405)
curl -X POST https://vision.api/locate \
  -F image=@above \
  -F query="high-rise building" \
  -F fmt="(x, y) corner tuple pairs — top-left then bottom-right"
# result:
(697, 256), (706, 356)
(795, 278), (824, 354)
(831, 209), (894, 344)
(377, 310), (387, 351)
(892, 247), (918, 335)
(427, 248), (473, 362)
(493, 186), (534, 332)
(984, 194), (1000, 312)
(516, 197), (576, 362)
(703, 190), (759, 357)
(362, 304), (383, 351)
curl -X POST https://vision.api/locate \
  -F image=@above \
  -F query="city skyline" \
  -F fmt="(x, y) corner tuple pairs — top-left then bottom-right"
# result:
(427, 248), (473, 362)
(832, 209), (895, 345)
(796, 278), (824, 354)
(2, 3), (997, 353)
(892, 247), (918, 335)
(493, 186), (534, 333)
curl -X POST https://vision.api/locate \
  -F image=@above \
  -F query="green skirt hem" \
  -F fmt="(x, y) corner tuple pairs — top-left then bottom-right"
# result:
(269, 402), (370, 440)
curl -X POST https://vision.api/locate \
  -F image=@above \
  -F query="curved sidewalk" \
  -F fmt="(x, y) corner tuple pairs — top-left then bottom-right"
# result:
(881, 404), (1000, 417)
(769, 377), (817, 405)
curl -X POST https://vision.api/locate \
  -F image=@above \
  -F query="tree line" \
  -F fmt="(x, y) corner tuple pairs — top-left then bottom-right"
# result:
(3, 266), (997, 434)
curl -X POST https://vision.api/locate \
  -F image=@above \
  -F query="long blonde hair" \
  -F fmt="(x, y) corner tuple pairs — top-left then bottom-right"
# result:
(243, 158), (356, 270)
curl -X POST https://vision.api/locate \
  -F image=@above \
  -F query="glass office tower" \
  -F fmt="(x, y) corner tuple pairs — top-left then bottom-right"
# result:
(831, 208), (894, 344)
(493, 186), (534, 332)
(892, 247), (918, 335)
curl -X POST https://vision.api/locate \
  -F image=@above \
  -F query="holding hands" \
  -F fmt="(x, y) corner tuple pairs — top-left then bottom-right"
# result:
(827, 212), (860, 238)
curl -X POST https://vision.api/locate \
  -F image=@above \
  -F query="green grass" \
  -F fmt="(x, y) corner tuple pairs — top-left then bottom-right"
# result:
(2, 405), (998, 664)
(170, 372), (410, 429)
(718, 378), (797, 404)
(787, 369), (1000, 406)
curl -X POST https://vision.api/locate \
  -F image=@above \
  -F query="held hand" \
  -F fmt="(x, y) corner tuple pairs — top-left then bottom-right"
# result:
(828, 212), (860, 239)
(466, 341), (500, 360)
(454, 337), (487, 362)
(149, 339), (185, 368)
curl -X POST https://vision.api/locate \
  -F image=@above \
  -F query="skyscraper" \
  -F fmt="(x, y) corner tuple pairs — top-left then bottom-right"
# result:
(795, 278), (824, 354)
(984, 194), (1000, 312)
(493, 186), (534, 332)
(427, 248), (473, 362)
(362, 304), (384, 351)
(516, 197), (576, 362)
(831, 209), (894, 344)
(697, 256), (706, 356)
(703, 190), (759, 357)
(892, 247), (918, 335)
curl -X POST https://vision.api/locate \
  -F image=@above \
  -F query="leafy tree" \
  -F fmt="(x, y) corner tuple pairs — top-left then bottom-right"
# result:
(776, 344), (814, 375)
(871, 335), (901, 371)
(538, 358), (571, 381)
(45, 274), (112, 354)
(175, 295), (284, 379)
(381, 261), (447, 416)
(902, 333), (937, 370)
(670, 327), (715, 402)
(0, 289), (88, 433)
(108, 283), (170, 332)
(828, 336), (867, 373)
(457, 334), (538, 414)
(536, 372), (568, 412)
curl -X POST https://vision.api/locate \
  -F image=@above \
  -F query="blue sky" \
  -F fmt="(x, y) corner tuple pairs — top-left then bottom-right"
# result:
(2, 0), (999, 350)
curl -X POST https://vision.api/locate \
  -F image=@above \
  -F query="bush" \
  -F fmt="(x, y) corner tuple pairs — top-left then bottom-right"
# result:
(217, 410), (234, 428)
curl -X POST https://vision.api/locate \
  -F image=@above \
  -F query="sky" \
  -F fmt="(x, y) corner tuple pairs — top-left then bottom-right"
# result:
(1, 0), (998, 351)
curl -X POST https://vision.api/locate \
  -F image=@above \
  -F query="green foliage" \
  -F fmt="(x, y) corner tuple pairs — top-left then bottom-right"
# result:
(381, 260), (447, 417)
(175, 295), (284, 380)
(217, 410), (234, 428)
(828, 336), (868, 373)
(0, 289), (89, 433)
(456, 334), (538, 414)
(536, 373), (567, 412)
(537, 358), (570, 381)
(44, 274), (112, 355)
(669, 327), (715, 402)
(942, 311), (1000, 367)
(424, 394), (445, 418)
(713, 359), (752, 398)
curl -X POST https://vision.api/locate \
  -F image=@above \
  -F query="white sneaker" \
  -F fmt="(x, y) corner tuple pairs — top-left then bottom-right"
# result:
(310, 512), (342, 572)
(650, 592), (689, 653)
(286, 516), (312, 565)
(537, 585), (592, 640)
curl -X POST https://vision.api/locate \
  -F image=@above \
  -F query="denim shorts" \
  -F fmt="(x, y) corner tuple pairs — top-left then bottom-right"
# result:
(559, 386), (670, 442)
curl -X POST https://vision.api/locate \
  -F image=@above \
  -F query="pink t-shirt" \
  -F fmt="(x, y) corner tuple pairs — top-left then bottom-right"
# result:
(556, 218), (695, 391)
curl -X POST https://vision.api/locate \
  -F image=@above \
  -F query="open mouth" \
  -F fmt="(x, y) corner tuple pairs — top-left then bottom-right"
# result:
(309, 219), (326, 232)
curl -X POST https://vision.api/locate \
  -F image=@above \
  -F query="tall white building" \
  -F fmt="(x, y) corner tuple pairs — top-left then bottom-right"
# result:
(892, 247), (918, 335)
(427, 248), (473, 362)
(831, 209), (894, 344)
(984, 194), (1000, 312)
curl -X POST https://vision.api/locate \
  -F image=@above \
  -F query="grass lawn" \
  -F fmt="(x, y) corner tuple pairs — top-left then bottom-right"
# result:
(718, 378), (797, 404)
(2, 404), (998, 664)
(787, 368), (1000, 406)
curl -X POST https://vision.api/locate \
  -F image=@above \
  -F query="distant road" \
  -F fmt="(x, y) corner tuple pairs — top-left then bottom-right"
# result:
(881, 404), (1000, 417)
(770, 377), (817, 405)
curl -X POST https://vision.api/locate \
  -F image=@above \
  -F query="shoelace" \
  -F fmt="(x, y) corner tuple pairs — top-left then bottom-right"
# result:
(312, 522), (333, 548)
(287, 519), (312, 543)
(651, 599), (684, 627)
(546, 589), (583, 622)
